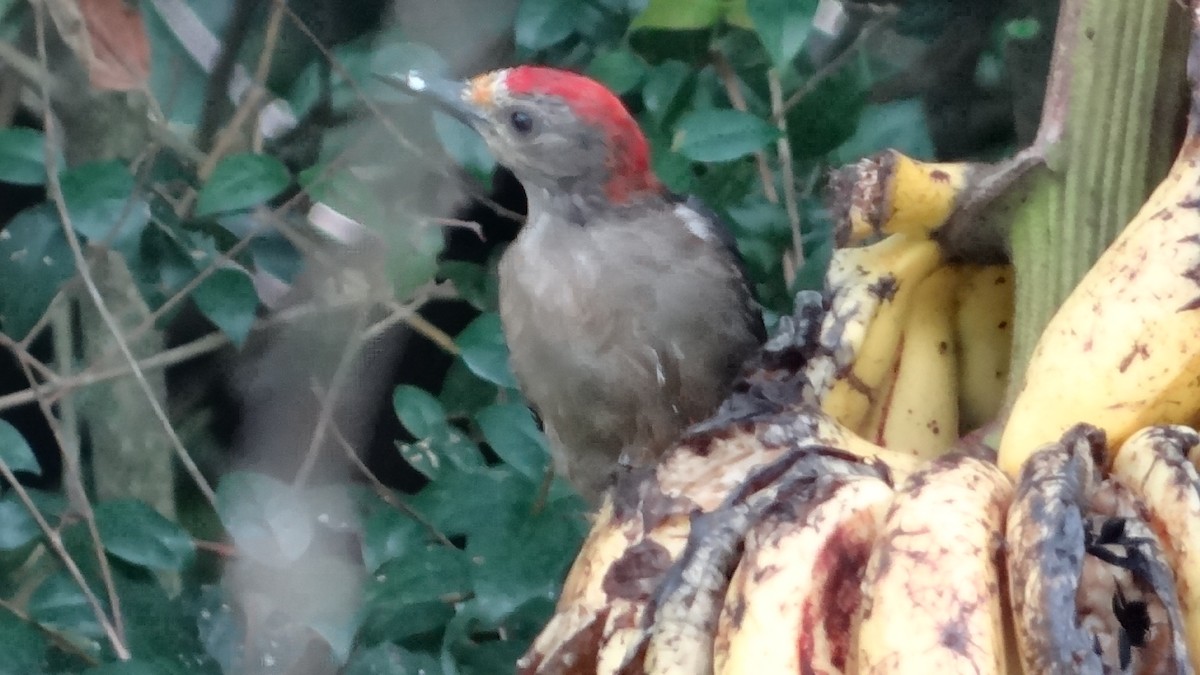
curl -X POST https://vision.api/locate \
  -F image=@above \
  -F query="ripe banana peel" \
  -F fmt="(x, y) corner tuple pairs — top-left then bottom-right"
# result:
(805, 234), (943, 433)
(1109, 426), (1200, 673)
(955, 264), (1014, 431)
(998, 49), (1200, 476)
(829, 149), (973, 246)
(713, 474), (893, 675)
(852, 454), (1012, 674)
(1007, 425), (1191, 673)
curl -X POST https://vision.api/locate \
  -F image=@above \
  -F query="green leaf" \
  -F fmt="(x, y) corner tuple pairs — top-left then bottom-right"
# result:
(0, 128), (48, 186)
(673, 109), (779, 162)
(191, 267), (258, 347)
(631, 0), (723, 29)
(93, 499), (195, 571)
(81, 660), (172, 675)
(195, 154), (290, 216)
(385, 218), (444, 300)
(746, 0), (815, 67)
(832, 99), (934, 165)
(396, 426), (483, 481)
(59, 161), (149, 247)
(514, 0), (582, 51)
(786, 64), (867, 158)
(216, 472), (312, 566)
(586, 50), (648, 95)
(455, 313), (518, 389)
(0, 204), (76, 340)
(474, 404), (550, 480)
(432, 112), (495, 187)
(0, 494), (39, 551)
(0, 420), (39, 475)
(640, 60), (694, 125)
(358, 543), (470, 645)
(28, 573), (103, 640)
(393, 385), (483, 480)
(115, 576), (218, 673)
(343, 643), (443, 675)
(439, 358), (499, 419)
(393, 385), (449, 439)
(0, 608), (46, 675)
(466, 495), (586, 624)
(438, 260), (493, 311)
(361, 509), (425, 573)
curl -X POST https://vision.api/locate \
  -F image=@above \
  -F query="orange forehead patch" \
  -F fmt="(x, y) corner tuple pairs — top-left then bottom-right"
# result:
(467, 72), (501, 107)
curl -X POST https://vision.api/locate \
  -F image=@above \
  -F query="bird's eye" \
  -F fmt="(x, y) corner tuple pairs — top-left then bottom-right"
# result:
(509, 110), (535, 135)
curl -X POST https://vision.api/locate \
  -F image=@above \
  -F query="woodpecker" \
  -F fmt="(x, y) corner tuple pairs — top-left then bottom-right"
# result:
(386, 66), (766, 502)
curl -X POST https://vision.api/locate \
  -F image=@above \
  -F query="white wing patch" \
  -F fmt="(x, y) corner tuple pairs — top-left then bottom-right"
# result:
(674, 203), (716, 242)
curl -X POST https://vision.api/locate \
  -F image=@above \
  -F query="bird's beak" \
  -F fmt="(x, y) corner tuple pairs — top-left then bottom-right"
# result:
(376, 70), (489, 128)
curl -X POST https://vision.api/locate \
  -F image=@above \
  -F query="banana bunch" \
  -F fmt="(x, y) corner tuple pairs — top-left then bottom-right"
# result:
(517, 4), (1200, 674)
(807, 150), (1015, 457)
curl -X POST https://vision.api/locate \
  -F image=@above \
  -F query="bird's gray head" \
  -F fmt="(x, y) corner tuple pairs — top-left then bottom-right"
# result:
(381, 66), (662, 205)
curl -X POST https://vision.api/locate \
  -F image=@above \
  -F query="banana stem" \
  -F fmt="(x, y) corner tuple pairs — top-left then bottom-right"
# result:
(1006, 0), (1189, 402)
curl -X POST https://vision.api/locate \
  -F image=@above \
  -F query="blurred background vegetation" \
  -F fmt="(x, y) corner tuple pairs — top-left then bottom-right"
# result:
(0, 0), (1055, 672)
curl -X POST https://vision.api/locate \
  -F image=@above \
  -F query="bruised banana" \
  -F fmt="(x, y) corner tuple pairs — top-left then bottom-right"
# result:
(1109, 426), (1200, 673)
(1007, 425), (1191, 673)
(712, 474), (893, 675)
(998, 68), (1200, 477)
(851, 454), (1013, 674)
(806, 234), (943, 432)
(829, 149), (974, 246)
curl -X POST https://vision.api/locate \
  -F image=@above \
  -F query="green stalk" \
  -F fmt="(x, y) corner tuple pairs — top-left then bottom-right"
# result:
(1007, 0), (1188, 398)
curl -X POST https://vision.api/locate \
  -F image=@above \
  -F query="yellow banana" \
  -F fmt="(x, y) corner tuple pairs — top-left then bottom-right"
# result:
(954, 264), (1015, 431)
(830, 149), (975, 246)
(1109, 425), (1200, 673)
(713, 474), (893, 675)
(998, 80), (1200, 477)
(807, 234), (944, 432)
(874, 266), (960, 459)
(851, 454), (1013, 674)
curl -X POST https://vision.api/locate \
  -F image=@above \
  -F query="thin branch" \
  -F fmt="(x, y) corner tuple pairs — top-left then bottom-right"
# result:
(178, 0), (286, 215)
(777, 14), (893, 119)
(768, 69), (804, 274)
(291, 308), (371, 487)
(0, 446), (126, 658)
(0, 332), (230, 413)
(32, 4), (217, 509)
(712, 49), (779, 204)
(4, 312), (130, 662)
(0, 596), (102, 667)
(329, 415), (456, 549)
(194, 539), (238, 557)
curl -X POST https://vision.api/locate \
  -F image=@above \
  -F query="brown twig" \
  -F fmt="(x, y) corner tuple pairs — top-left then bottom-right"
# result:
(291, 307), (371, 488)
(178, 0), (287, 216)
(777, 13), (893, 119)
(329, 416), (457, 549)
(0, 431), (126, 659)
(32, 4), (217, 509)
(0, 596), (102, 667)
(0, 332), (230, 413)
(768, 69), (804, 275)
(711, 49), (779, 204)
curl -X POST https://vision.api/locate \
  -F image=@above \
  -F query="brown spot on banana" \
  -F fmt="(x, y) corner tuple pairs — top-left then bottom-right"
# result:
(851, 453), (1013, 674)
(1109, 426), (1200, 673)
(1006, 424), (1191, 674)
